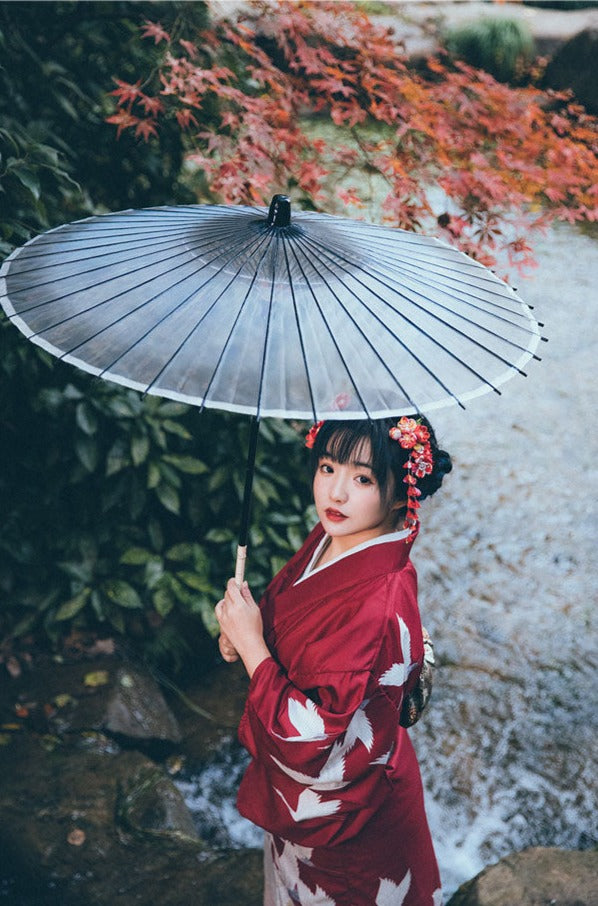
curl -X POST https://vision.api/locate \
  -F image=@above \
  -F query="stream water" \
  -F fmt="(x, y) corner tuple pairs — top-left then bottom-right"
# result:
(177, 222), (598, 899)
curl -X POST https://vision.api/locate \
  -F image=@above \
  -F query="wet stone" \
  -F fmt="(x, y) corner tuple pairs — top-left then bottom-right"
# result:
(0, 655), (262, 904)
(446, 847), (598, 906)
(116, 763), (199, 842)
(103, 666), (182, 743)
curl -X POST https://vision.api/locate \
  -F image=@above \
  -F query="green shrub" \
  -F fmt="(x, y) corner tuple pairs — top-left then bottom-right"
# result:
(0, 318), (314, 671)
(443, 17), (535, 84)
(0, 0), (304, 673)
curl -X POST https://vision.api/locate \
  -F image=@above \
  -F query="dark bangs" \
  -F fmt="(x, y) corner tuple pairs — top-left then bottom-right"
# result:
(309, 415), (453, 507)
(310, 420), (394, 498)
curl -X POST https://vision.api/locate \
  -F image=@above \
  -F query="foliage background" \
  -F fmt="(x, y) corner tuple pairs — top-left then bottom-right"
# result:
(1, 0), (597, 674)
(0, 1), (313, 673)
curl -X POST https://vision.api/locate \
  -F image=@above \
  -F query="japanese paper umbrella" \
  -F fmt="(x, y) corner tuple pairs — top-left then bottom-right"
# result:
(0, 194), (545, 582)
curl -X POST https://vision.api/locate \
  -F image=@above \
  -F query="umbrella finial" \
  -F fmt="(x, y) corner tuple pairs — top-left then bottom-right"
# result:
(267, 194), (291, 227)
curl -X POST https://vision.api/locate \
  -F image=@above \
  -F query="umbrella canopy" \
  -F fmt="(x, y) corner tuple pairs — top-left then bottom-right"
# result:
(0, 195), (545, 582)
(0, 195), (544, 422)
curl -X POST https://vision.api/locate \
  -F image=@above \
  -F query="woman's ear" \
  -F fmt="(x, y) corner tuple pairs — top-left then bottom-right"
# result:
(390, 498), (407, 529)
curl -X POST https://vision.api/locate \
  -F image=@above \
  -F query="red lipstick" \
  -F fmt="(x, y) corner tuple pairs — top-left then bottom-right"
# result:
(325, 508), (347, 522)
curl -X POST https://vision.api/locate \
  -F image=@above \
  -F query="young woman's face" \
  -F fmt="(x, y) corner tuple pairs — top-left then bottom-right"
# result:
(313, 438), (400, 550)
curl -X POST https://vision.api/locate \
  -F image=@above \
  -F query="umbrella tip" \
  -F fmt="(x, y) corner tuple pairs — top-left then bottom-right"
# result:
(267, 194), (291, 227)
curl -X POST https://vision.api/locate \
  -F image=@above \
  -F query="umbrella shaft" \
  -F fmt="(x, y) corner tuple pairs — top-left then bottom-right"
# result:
(235, 416), (260, 585)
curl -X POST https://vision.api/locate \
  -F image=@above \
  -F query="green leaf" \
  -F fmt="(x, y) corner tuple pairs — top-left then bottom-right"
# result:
(158, 461), (182, 488)
(75, 435), (99, 472)
(54, 589), (90, 621)
(57, 560), (92, 583)
(108, 609), (126, 634)
(10, 611), (38, 638)
(265, 526), (291, 550)
(162, 419), (192, 440)
(287, 525), (304, 550)
(208, 466), (229, 492)
(157, 402), (190, 417)
(120, 547), (154, 565)
(63, 384), (84, 401)
(76, 401), (98, 435)
(108, 397), (136, 418)
(165, 542), (196, 562)
(144, 559), (164, 589)
(90, 590), (104, 621)
(147, 461), (161, 489)
(38, 388), (64, 410)
(176, 571), (210, 592)
(103, 580), (142, 609)
(205, 528), (234, 543)
(153, 585), (174, 617)
(148, 518), (164, 552)
(10, 165), (41, 200)
(155, 482), (180, 514)
(131, 433), (150, 466)
(162, 454), (208, 475)
(106, 438), (130, 476)
(196, 599), (220, 637)
(84, 669), (109, 687)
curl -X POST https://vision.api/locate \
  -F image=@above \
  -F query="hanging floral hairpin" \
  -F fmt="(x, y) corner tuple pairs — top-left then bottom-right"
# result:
(389, 417), (433, 539)
(305, 420), (324, 449)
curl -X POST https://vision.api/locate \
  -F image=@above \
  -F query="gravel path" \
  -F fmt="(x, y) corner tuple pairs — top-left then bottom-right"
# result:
(411, 221), (598, 895)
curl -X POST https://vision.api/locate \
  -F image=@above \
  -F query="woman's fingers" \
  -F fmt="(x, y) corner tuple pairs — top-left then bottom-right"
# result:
(219, 631), (239, 663)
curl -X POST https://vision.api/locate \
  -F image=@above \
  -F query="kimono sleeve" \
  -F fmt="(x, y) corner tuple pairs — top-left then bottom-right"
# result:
(238, 656), (374, 777)
(237, 651), (412, 844)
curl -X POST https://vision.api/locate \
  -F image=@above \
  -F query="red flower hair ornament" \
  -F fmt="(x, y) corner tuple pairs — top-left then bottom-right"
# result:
(389, 417), (433, 539)
(305, 421), (324, 449)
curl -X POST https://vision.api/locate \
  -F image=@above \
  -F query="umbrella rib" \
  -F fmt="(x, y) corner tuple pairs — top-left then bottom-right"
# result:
(52, 230), (272, 366)
(7, 222), (265, 296)
(291, 236), (462, 410)
(254, 240), (278, 418)
(13, 216), (265, 262)
(307, 236), (540, 358)
(332, 242), (536, 330)
(298, 233), (533, 380)
(305, 228), (533, 319)
(315, 223), (493, 275)
(13, 227), (269, 333)
(295, 232), (505, 396)
(195, 235), (275, 411)
(6, 231), (235, 276)
(286, 242), (372, 418)
(280, 238), (318, 422)
(142, 231), (272, 397)
(18, 205), (266, 248)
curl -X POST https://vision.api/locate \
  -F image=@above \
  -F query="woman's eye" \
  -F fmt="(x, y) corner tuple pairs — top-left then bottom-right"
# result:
(357, 474), (373, 485)
(320, 463), (334, 474)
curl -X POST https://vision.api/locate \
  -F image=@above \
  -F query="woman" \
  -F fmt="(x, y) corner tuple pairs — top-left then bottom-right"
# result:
(215, 416), (452, 905)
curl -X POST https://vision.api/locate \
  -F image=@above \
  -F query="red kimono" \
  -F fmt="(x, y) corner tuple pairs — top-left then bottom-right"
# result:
(237, 524), (442, 906)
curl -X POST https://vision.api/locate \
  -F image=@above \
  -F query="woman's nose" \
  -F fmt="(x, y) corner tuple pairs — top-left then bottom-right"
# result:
(330, 477), (348, 502)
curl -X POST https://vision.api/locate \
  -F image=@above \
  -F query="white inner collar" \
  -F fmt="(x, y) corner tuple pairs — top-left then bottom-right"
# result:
(295, 527), (411, 586)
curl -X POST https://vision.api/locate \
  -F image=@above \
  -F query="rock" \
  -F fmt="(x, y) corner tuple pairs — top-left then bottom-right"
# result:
(0, 732), (262, 905)
(166, 660), (249, 763)
(0, 654), (262, 904)
(0, 653), (182, 745)
(103, 665), (181, 743)
(116, 761), (199, 842)
(446, 847), (598, 906)
(542, 28), (598, 115)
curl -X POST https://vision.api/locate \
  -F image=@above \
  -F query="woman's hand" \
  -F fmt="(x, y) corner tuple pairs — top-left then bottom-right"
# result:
(218, 632), (239, 663)
(215, 579), (270, 678)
